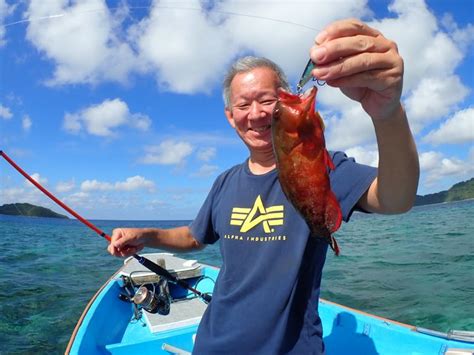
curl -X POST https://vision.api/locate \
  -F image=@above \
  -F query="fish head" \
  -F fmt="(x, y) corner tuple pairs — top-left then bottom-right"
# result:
(273, 86), (317, 134)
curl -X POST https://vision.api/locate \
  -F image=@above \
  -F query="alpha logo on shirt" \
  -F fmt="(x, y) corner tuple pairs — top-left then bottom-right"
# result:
(230, 195), (284, 233)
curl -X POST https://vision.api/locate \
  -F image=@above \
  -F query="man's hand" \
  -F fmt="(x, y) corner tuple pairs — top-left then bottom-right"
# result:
(107, 228), (147, 257)
(310, 18), (404, 121)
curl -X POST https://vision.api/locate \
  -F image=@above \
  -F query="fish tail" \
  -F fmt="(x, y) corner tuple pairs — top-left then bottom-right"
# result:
(330, 235), (340, 256)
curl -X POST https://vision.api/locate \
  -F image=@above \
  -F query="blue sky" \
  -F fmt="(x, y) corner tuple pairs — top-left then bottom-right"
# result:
(1, 0), (473, 220)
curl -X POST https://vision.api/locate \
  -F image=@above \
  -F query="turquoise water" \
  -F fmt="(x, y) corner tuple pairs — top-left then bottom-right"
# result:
(0, 200), (473, 354)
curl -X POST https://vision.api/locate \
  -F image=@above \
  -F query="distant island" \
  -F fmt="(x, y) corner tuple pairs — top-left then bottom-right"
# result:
(1, 178), (472, 218)
(0, 203), (69, 219)
(415, 177), (474, 206)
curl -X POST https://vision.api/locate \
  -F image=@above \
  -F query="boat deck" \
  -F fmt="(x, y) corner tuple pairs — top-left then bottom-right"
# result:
(144, 297), (208, 333)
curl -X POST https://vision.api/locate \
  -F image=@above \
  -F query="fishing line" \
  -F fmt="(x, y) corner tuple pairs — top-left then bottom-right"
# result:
(0, 150), (212, 304)
(3, 5), (318, 32)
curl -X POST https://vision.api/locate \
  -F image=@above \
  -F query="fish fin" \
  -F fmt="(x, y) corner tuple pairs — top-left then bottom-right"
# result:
(324, 149), (336, 170)
(314, 111), (325, 131)
(330, 236), (340, 256)
(326, 191), (342, 233)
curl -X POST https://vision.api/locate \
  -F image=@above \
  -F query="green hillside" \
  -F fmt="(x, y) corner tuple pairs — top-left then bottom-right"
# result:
(0, 203), (69, 219)
(415, 177), (474, 206)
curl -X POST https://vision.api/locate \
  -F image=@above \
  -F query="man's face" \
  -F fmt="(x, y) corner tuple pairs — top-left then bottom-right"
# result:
(225, 67), (279, 154)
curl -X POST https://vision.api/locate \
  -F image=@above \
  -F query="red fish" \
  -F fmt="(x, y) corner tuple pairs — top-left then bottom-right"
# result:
(272, 86), (342, 255)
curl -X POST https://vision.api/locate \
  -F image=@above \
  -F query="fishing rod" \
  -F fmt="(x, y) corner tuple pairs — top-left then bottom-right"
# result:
(0, 150), (212, 304)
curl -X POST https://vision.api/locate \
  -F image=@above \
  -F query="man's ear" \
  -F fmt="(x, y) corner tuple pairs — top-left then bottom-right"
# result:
(225, 108), (235, 128)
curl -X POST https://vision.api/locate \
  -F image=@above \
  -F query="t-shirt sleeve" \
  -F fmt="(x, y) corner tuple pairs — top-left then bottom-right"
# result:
(329, 151), (377, 222)
(189, 177), (221, 245)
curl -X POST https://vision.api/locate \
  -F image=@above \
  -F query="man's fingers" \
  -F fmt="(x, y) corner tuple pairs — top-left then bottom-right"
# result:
(312, 52), (399, 82)
(311, 35), (394, 65)
(316, 18), (381, 44)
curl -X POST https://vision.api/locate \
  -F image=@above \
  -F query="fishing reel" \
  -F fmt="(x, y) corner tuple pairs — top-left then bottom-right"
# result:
(132, 279), (171, 315)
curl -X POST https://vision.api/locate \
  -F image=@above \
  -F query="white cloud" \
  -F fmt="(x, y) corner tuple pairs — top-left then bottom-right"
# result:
(22, 114), (32, 131)
(81, 175), (155, 192)
(63, 98), (151, 137)
(441, 13), (474, 52)
(133, 0), (239, 94)
(423, 108), (474, 145)
(404, 76), (469, 133)
(130, 113), (152, 131)
(81, 179), (113, 192)
(344, 146), (379, 167)
(22, 0), (370, 92)
(13, 0), (474, 198)
(196, 147), (216, 162)
(25, 0), (137, 85)
(324, 105), (375, 151)
(0, 0), (15, 47)
(114, 176), (155, 192)
(0, 187), (50, 206)
(56, 180), (75, 193)
(419, 150), (474, 187)
(25, 173), (47, 187)
(0, 103), (13, 119)
(141, 140), (194, 165)
(215, 0), (370, 81)
(192, 164), (219, 177)
(64, 191), (91, 207)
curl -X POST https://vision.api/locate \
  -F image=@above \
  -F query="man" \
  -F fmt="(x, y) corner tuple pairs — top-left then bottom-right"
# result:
(108, 19), (419, 354)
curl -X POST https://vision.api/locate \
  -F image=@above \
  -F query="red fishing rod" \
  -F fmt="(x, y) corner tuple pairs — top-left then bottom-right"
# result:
(0, 150), (211, 303)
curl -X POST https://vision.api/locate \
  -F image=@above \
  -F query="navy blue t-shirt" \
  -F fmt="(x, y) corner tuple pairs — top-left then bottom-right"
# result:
(190, 151), (376, 354)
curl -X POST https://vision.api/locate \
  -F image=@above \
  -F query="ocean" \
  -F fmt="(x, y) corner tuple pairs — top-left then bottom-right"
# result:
(0, 200), (473, 354)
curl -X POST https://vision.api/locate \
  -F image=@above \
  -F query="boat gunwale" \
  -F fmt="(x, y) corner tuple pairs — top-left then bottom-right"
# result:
(65, 254), (219, 354)
(319, 298), (416, 330)
(65, 266), (123, 354)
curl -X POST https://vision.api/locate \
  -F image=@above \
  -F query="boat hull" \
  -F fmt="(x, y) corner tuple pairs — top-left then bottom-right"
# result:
(67, 254), (474, 355)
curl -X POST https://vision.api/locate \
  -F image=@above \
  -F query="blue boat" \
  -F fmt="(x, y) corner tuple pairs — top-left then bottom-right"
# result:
(66, 253), (474, 355)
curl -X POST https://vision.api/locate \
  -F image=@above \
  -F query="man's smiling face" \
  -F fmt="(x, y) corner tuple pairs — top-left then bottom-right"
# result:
(225, 67), (279, 154)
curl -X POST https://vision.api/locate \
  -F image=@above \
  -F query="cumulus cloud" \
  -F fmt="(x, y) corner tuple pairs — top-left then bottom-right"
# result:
(56, 180), (75, 193)
(25, 173), (47, 187)
(80, 175), (155, 192)
(419, 150), (474, 187)
(215, 0), (370, 81)
(115, 176), (156, 192)
(0, 103), (13, 119)
(404, 76), (469, 133)
(13, 0), (474, 194)
(324, 104), (376, 151)
(22, 114), (32, 131)
(22, 0), (370, 91)
(423, 108), (474, 145)
(196, 147), (216, 162)
(192, 164), (219, 177)
(133, 0), (238, 93)
(1, 187), (51, 206)
(141, 140), (194, 165)
(63, 98), (151, 136)
(25, 0), (137, 85)
(441, 13), (474, 52)
(344, 145), (379, 167)
(0, 0), (14, 47)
